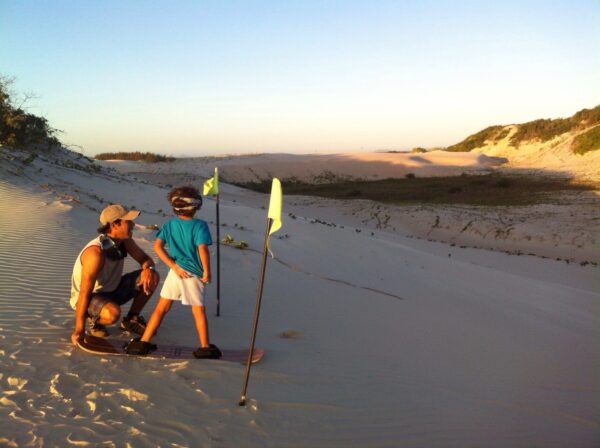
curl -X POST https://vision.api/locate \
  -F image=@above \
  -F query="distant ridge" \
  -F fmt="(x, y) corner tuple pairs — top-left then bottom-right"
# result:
(446, 105), (600, 155)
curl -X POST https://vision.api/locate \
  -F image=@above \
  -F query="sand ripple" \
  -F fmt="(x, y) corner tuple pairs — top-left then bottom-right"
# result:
(0, 180), (86, 446)
(0, 179), (274, 447)
(2, 162), (598, 448)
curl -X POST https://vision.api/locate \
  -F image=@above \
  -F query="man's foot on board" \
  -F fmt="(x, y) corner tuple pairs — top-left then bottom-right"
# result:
(193, 344), (222, 359)
(120, 314), (147, 335)
(87, 318), (109, 337)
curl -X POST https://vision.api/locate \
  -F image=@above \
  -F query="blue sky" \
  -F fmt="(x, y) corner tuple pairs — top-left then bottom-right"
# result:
(1, 1), (599, 156)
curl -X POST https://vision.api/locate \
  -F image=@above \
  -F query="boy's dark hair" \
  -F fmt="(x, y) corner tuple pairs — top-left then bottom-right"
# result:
(168, 186), (202, 217)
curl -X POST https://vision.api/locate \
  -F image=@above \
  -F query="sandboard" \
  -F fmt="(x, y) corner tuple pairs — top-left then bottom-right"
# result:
(77, 335), (264, 364)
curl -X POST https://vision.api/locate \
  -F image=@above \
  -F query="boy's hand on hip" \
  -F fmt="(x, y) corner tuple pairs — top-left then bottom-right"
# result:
(200, 273), (210, 284)
(174, 265), (192, 279)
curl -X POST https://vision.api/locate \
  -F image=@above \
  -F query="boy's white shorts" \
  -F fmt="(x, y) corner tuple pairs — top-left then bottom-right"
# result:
(160, 269), (205, 306)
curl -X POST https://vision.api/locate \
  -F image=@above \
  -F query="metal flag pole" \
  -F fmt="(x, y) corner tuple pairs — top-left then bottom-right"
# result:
(239, 217), (273, 406)
(216, 193), (221, 317)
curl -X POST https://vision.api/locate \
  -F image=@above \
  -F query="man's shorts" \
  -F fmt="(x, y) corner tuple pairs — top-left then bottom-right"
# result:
(160, 269), (205, 306)
(87, 270), (142, 318)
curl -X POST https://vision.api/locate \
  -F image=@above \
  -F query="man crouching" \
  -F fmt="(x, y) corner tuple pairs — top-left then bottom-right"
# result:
(70, 204), (159, 345)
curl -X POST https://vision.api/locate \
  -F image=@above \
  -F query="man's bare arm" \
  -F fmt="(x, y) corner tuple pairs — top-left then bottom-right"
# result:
(124, 238), (158, 294)
(72, 246), (103, 345)
(124, 238), (154, 269)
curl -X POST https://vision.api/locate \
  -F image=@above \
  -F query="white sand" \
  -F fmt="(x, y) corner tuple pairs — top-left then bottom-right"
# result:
(1, 147), (599, 447)
(100, 150), (509, 184)
(101, 149), (600, 264)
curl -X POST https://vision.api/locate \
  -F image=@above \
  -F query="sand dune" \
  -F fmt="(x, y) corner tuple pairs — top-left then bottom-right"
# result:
(102, 151), (600, 264)
(101, 151), (508, 185)
(1, 148), (599, 447)
(472, 126), (600, 182)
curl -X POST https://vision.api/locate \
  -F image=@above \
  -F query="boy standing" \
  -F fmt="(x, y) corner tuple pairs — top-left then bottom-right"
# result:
(126, 186), (221, 358)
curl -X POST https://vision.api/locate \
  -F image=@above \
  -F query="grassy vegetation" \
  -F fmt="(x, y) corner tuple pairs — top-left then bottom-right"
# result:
(234, 174), (595, 206)
(445, 126), (505, 152)
(572, 125), (600, 155)
(495, 127), (511, 141)
(510, 118), (573, 145)
(511, 105), (600, 146)
(446, 105), (600, 153)
(95, 151), (176, 163)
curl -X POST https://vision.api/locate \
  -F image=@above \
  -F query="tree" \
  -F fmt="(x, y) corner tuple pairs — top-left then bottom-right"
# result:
(0, 76), (61, 149)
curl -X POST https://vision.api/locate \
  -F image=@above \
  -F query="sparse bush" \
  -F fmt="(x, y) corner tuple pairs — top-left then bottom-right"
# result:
(445, 105), (600, 151)
(494, 127), (511, 141)
(235, 174), (593, 206)
(22, 153), (38, 165)
(572, 125), (600, 155)
(470, 178), (486, 185)
(95, 152), (176, 163)
(496, 178), (511, 188)
(510, 105), (600, 146)
(445, 126), (504, 152)
(510, 118), (572, 144)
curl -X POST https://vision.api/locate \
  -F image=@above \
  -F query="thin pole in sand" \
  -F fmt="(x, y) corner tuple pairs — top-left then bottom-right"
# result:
(239, 217), (273, 407)
(203, 168), (220, 316)
(216, 192), (221, 317)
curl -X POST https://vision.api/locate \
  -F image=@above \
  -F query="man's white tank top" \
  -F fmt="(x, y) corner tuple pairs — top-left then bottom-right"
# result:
(70, 236), (124, 309)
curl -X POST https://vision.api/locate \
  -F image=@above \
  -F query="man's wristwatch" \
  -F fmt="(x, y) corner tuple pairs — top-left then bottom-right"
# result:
(144, 265), (155, 271)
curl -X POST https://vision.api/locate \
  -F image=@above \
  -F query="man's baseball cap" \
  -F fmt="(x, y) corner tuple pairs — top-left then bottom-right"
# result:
(99, 204), (141, 225)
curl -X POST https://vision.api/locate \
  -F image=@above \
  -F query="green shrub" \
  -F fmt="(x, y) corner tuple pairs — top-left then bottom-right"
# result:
(445, 126), (504, 152)
(572, 126), (600, 155)
(445, 105), (600, 151)
(95, 152), (176, 163)
(0, 76), (61, 149)
(510, 118), (572, 144)
(494, 128), (511, 141)
(495, 178), (511, 188)
(235, 174), (593, 206)
(510, 105), (600, 146)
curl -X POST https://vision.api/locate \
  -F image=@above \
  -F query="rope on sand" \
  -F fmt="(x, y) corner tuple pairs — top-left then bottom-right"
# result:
(223, 243), (406, 301)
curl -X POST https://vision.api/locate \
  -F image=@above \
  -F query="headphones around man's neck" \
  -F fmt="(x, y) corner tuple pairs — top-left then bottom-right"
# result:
(100, 235), (127, 260)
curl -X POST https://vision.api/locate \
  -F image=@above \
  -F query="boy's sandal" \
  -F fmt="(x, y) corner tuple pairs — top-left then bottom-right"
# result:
(125, 337), (157, 355)
(193, 344), (222, 359)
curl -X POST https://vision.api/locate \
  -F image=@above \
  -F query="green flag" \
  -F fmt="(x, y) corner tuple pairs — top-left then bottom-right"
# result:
(267, 178), (282, 256)
(203, 167), (219, 196)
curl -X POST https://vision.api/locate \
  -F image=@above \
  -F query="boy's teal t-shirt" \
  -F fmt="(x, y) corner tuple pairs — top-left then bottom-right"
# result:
(156, 217), (212, 277)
